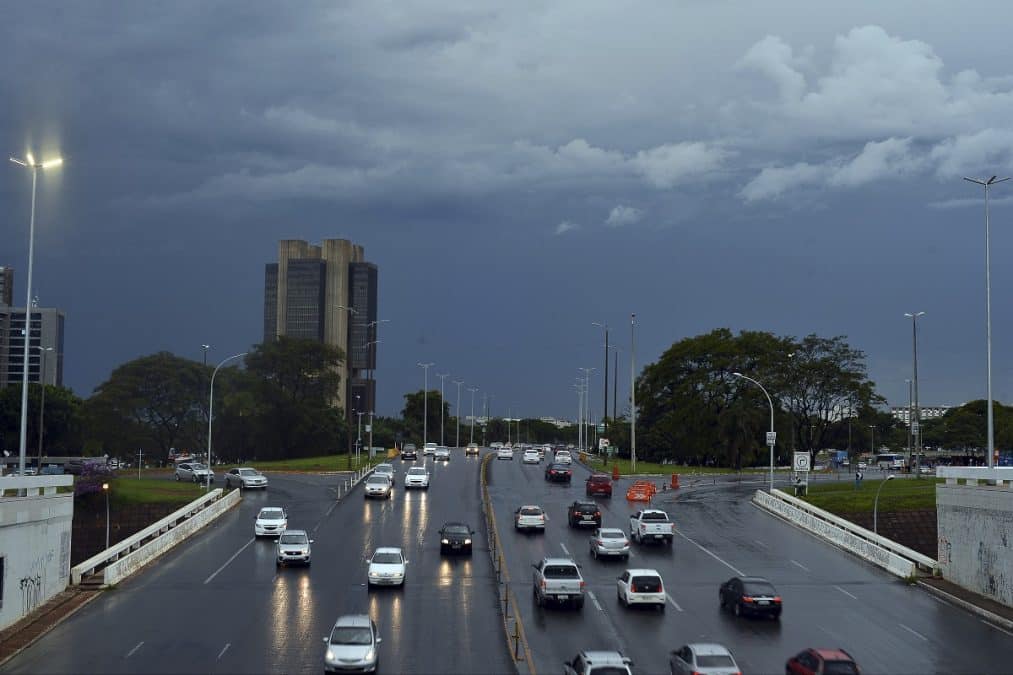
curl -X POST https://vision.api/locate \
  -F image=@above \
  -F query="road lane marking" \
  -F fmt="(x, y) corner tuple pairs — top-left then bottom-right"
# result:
(204, 537), (255, 585)
(560, 543), (570, 556)
(665, 592), (684, 612)
(834, 585), (858, 600)
(587, 590), (603, 611)
(753, 539), (769, 549)
(673, 527), (744, 576)
(980, 616), (1013, 632)
(898, 623), (929, 641)
(217, 643), (231, 660)
(125, 642), (144, 658)
(790, 559), (810, 572)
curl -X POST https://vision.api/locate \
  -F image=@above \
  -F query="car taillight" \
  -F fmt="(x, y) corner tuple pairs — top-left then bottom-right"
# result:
(596, 539), (603, 546)
(773, 596), (782, 603)
(579, 580), (586, 589)
(540, 580), (547, 589)
(742, 595), (754, 603)
(594, 511), (600, 517)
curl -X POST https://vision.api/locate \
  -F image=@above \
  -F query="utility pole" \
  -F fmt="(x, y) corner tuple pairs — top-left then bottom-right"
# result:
(630, 313), (637, 473)
(437, 372), (449, 446)
(905, 312), (925, 477)
(418, 362), (434, 446)
(453, 380), (464, 448)
(468, 387), (478, 444)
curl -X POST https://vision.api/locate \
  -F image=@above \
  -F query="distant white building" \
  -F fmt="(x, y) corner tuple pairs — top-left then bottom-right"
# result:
(891, 405), (951, 426)
(539, 417), (573, 429)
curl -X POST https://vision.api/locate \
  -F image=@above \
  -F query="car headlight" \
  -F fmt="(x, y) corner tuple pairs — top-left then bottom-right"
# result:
(326, 649), (336, 661)
(364, 648), (376, 662)
(441, 538), (449, 544)
(464, 538), (472, 545)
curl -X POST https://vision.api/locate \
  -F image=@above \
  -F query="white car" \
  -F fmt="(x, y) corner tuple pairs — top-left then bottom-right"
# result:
(616, 568), (666, 610)
(225, 467), (268, 490)
(466, 443), (480, 456)
(554, 450), (573, 465)
(497, 446), (514, 460)
(255, 507), (288, 537)
(276, 529), (312, 567)
(514, 505), (546, 532)
(364, 475), (393, 499)
(423, 442), (438, 456)
(323, 615), (381, 674)
(522, 449), (540, 464)
(367, 547), (407, 586)
(434, 446), (451, 461)
(404, 466), (430, 489)
(373, 463), (395, 481)
(669, 643), (740, 675)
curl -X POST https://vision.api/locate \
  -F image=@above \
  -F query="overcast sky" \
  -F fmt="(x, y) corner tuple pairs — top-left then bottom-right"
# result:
(4, 1), (1013, 421)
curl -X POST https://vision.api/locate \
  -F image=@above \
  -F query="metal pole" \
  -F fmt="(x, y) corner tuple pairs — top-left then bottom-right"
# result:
(418, 363), (433, 446)
(454, 380), (464, 448)
(604, 327), (609, 432)
(906, 379), (913, 470)
(208, 352), (247, 490)
(469, 387), (478, 444)
(733, 372), (775, 492)
(869, 425), (875, 459)
(37, 347), (50, 470)
(368, 411), (373, 459)
(613, 349), (618, 420)
(874, 476), (894, 534)
(437, 373), (448, 446)
(630, 313), (637, 474)
(16, 165), (38, 478)
(906, 312), (925, 477)
(105, 486), (110, 549)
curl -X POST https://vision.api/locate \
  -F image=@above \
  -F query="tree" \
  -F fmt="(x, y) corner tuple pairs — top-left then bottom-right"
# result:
(401, 390), (450, 445)
(0, 384), (83, 457)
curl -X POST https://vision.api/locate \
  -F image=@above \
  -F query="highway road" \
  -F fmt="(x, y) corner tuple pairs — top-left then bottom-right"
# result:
(487, 454), (1013, 675)
(2, 455), (514, 675)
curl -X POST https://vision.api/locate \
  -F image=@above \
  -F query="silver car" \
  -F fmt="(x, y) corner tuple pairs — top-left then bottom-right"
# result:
(434, 446), (451, 461)
(373, 463), (395, 481)
(276, 529), (312, 567)
(323, 614), (381, 674)
(225, 467), (268, 489)
(175, 462), (214, 483)
(669, 643), (740, 675)
(364, 475), (393, 499)
(590, 527), (630, 560)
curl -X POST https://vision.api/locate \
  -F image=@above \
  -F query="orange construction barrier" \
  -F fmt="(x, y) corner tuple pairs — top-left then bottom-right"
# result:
(626, 480), (657, 501)
(612, 465), (620, 481)
(670, 473), (680, 489)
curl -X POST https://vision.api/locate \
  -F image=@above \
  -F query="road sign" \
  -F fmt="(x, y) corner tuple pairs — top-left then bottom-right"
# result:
(598, 438), (609, 450)
(766, 431), (777, 446)
(365, 424), (372, 433)
(793, 452), (811, 472)
(596, 423), (605, 434)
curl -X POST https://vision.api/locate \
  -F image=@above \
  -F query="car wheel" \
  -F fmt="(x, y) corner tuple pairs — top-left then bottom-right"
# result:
(174, 474), (180, 481)
(533, 586), (542, 607)
(734, 602), (742, 618)
(590, 548), (597, 560)
(658, 602), (666, 613)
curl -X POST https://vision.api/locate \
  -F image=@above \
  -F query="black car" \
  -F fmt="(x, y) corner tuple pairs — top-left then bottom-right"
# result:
(719, 576), (782, 619)
(545, 463), (572, 483)
(401, 443), (418, 460)
(567, 501), (602, 528)
(439, 522), (474, 554)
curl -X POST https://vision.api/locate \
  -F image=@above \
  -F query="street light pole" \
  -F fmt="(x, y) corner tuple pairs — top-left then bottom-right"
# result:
(630, 313), (637, 474)
(453, 380), (464, 448)
(733, 372), (776, 492)
(593, 322), (609, 433)
(335, 305), (358, 463)
(905, 379), (913, 471)
(356, 410), (364, 461)
(905, 312), (925, 477)
(418, 362), (434, 446)
(964, 175), (1009, 468)
(207, 352), (247, 490)
(201, 344), (211, 367)
(869, 425), (876, 458)
(10, 151), (63, 478)
(35, 346), (53, 469)
(437, 372), (449, 446)
(102, 482), (110, 549)
(874, 475), (896, 534)
(468, 387), (478, 444)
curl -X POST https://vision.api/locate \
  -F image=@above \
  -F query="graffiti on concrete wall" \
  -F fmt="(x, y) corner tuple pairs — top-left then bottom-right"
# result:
(19, 549), (54, 616)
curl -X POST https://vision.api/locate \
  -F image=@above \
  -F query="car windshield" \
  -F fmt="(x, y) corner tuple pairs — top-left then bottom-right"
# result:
(330, 627), (372, 645)
(697, 655), (735, 668)
(279, 533), (307, 545)
(376, 465), (393, 473)
(372, 552), (402, 564)
(743, 582), (777, 596)
(259, 509), (284, 520)
(589, 668), (628, 675)
(366, 476), (389, 485)
(550, 464), (569, 470)
(589, 475), (610, 482)
(574, 503), (596, 511)
(190, 463), (207, 470)
(404, 444), (416, 450)
(543, 565), (579, 578)
(443, 524), (470, 535)
(641, 512), (668, 521)
(823, 662), (859, 675)
(599, 529), (625, 539)
(238, 469), (258, 476)
(520, 507), (542, 516)
(407, 468), (427, 475)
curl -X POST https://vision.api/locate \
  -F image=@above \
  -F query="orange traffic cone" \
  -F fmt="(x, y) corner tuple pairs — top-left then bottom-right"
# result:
(612, 464), (620, 481)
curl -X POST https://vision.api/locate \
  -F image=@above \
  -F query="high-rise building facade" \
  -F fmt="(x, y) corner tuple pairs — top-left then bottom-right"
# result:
(0, 306), (65, 388)
(0, 267), (12, 307)
(263, 239), (377, 412)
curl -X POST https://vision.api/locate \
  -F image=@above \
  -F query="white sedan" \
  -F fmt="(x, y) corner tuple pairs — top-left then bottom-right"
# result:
(404, 466), (430, 489)
(616, 568), (666, 610)
(497, 446), (514, 460)
(522, 449), (540, 464)
(367, 547), (408, 586)
(434, 446), (451, 461)
(254, 507), (288, 537)
(554, 451), (573, 465)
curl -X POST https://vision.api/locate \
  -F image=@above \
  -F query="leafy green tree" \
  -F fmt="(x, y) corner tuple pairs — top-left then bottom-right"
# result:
(401, 390), (450, 445)
(0, 384), (83, 457)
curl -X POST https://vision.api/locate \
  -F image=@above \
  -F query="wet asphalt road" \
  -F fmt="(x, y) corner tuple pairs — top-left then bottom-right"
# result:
(487, 455), (1013, 675)
(2, 454), (513, 675)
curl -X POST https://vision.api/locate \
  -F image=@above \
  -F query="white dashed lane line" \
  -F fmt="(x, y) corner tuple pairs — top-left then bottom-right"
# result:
(560, 543), (570, 556)
(790, 559), (810, 572)
(899, 623), (929, 641)
(125, 642), (144, 658)
(218, 643), (231, 660)
(665, 592), (684, 612)
(587, 590), (603, 611)
(673, 527), (745, 576)
(204, 537), (256, 585)
(834, 585), (858, 600)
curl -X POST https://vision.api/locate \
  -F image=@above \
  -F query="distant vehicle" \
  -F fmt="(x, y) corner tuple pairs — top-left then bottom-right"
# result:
(522, 449), (540, 464)
(491, 442), (504, 449)
(554, 450), (573, 465)
(434, 446), (451, 461)
(225, 467), (268, 490)
(919, 465), (935, 475)
(364, 475), (393, 499)
(401, 443), (418, 460)
(532, 557), (585, 609)
(719, 576), (782, 619)
(875, 453), (905, 471)
(466, 442), (480, 456)
(373, 463), (395, 480)
(567, 500), (602, 528)
(785, 648), (860, 675)
(629, 510), (674, 546)
(367, 547), (407, 586)
(616, 568), (666, 610)
(563, 651), (632, 675)
(514, 505), (546, 532)
(497, 446), (514, 460)
(423, 442), (438, 456)
(276, 529), (312, 567)
(322, 614), (381, 674)
(254, 507), (287, 537)
(857, 461), (868, 470)
(438, 522), (474, 554)
(39, 465), (65, 475)
(404, 466), (430, 489)
(669, 643), (741, 675)
(585, 474), (613, 497)
(589, 528), (630, 560)
(545, 463), (572, 483)
(175, 462), (214, 483)
(64, 457), (111, 476)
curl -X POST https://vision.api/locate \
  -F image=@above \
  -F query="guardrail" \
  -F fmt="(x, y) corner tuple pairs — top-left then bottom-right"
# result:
(71, 488), (239, 585)
(480, 452), (535, 674)
(0, 474), (73, 497)
(937, 466), (1013, 486)
(335, 465), (374, 500)
(753, 489), (938, 577)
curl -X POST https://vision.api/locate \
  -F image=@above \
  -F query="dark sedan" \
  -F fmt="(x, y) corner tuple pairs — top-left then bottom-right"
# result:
(439, 522), (474, 554)
(567, 500), (602, 528)
(719, 576), (782, 619)
(544, 463), (572, 483)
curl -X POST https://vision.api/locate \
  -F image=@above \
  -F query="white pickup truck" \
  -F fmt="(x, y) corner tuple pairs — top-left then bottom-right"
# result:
(532, 557), (585, 609)
(629, 509), (675, 546)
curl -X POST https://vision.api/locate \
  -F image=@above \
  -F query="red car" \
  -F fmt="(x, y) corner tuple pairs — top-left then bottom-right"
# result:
(585, 474), (613, 497)
(786, 648), (860, 675)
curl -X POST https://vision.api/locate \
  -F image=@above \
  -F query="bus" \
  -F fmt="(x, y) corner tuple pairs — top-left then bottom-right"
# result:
(875, 453), (905, 471)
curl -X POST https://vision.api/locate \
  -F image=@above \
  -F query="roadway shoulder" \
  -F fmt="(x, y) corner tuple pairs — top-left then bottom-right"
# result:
(917, 577), (1013, 632)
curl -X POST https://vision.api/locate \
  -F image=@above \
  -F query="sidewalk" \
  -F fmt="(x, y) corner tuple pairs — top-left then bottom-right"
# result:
(918, 576), (1013, 632)
(0, 587), (101, 668)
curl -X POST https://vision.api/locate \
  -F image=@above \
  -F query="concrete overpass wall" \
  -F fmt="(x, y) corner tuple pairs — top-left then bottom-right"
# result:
(937, 467), (1013, 609)
(0, 476), (74, 631)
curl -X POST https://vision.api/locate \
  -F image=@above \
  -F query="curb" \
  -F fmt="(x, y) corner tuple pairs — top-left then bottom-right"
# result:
(916, 581), (1013, 633)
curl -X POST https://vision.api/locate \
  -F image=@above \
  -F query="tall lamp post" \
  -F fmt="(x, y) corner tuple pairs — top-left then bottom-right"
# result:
(468, 387), (478, 445)
(35, 346), (54, 469)
(102, 482), (111, 549)
(733, 372), (776, 492)
(874, 474), (896, 534)
(593, 322), (609, 434)
(579, 368), (596, 451)
(964, 175), (1009, 468)
(418, 362), (434, 446)
(207, 352), (247, 490)
(869, 425), (876, 458)
(905, 312), (925, 477)
(366, 319), (389, 414)
(453, 380), (464, 448)
(201, 344), (211, 367)
(437, 372), (449, 446)
(10, 151), (63, 478)
(905, 379), (913, 471)
(334, 305), (357, 463)
(630, 313), (637, 473)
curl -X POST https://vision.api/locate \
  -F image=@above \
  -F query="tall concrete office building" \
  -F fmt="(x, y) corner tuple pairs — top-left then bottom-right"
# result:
(0, 307), (65, 388)
(0, 267), (13, 306)
(263, 239), (377, 412)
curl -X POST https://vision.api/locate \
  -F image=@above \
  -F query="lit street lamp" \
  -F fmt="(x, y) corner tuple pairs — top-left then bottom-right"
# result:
(207, 352), (247, 490)
(201, 344), (211, 367)
(963, 175), (1009, 468)
(418, 362), (434, 446)
(10, 151), (63, 478)
(874, 474), (896, 534)
(630, 313), (637, 473)
(102, 482), (111, 549)
(733, 372), (776, 492)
